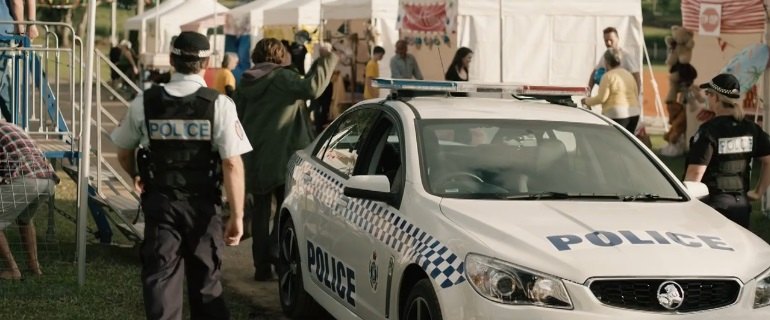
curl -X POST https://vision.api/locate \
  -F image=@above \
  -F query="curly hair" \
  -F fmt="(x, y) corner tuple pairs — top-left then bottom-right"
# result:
(251, 38), (287, 64)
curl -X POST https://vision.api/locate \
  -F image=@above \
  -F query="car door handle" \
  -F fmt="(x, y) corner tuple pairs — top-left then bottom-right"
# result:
(334, 196), (350, 212)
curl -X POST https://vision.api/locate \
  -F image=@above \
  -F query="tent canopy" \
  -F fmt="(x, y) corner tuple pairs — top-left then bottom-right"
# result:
(500, 0), (643, 86)
(181, 13), (229, 34)
(500, 0), (642, 17)
(154, 0), (229, 52)
(225, 0), (287, 36)
(402, 0), (642, 85)
(262, 0), (321, 26)
(124, 0), (185, 31)
(321, 0), (397, 20)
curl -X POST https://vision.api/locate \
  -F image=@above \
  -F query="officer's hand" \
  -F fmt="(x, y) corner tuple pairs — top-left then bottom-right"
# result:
(748, 190), (762, 201)
(224, 216), (243, 246)
(134, 176), (143, 193)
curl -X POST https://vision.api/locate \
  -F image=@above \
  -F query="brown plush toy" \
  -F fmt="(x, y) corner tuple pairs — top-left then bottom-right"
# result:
(664, 26), (695, 104)
(663, 26), (696, 145)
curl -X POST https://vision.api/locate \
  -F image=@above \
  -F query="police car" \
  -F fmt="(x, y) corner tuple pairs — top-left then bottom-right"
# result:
(276, 79), (770, 319)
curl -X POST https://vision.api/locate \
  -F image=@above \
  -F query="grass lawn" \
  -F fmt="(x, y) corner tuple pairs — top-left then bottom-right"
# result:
(2, 137), (770, 318)
(0, 174), (259, 319)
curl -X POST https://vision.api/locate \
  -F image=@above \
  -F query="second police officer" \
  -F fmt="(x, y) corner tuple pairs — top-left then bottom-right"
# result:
(111, 31), (252, 320)
(685, 73), (770, 229)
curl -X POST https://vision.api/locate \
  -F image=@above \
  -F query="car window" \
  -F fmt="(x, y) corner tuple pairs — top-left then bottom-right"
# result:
(315, 109), (380, 176)
(419, 119), (682, 200)
(363, 121), (402, 189)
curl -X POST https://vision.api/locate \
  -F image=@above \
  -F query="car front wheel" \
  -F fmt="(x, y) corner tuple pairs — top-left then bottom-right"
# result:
(277, 216), (324, 318)
(402, 279), (443, 320)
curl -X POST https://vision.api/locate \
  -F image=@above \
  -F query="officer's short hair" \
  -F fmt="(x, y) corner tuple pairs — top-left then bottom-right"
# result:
(373, 46), (385, 55)
(252, 38), (287, 65)
(171, 32), (211, 74)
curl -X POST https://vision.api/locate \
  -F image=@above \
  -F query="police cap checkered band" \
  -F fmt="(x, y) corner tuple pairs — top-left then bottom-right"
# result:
(699, 73), (740, 99)
(171, 31), (211, 58)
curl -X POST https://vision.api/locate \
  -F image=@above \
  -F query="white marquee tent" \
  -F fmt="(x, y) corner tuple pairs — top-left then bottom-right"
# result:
(124, 0), (228, 55)
(225, 0), (287, 37)
(123, 0), (184, 54)
(262, 0), (321, 27)
(153, 0), (229, 53)
(404, 0), (643, 85)
(501, 0), (643, 86)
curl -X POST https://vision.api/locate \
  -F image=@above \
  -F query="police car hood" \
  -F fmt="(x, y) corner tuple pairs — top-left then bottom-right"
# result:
(440, 199), (770, 283)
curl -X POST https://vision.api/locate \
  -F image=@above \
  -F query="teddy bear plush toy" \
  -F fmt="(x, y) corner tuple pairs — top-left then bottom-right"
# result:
(662, 26), (696, 147)
(665, 26), (695, 103)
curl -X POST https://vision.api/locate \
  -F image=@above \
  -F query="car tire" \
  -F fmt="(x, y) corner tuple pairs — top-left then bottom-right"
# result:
(277, 217), (325, 319)
(402, 279), (443, 320)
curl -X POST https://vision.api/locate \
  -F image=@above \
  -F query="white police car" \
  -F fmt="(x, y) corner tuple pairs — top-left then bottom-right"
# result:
(276, 79), (770, 319)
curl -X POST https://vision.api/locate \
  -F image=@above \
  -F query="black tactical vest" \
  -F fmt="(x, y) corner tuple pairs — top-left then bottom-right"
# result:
(142, 85), (221, 200)
(700, 118), (756, 194)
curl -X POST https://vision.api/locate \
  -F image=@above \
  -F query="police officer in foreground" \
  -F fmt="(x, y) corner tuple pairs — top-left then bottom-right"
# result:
(685, 73), (770, 229)
(111, 31), (252, 320)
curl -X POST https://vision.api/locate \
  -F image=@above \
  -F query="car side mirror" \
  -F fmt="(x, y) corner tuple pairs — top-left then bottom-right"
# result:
(683, 181), (709, 200)
(344, 175), (395, 204)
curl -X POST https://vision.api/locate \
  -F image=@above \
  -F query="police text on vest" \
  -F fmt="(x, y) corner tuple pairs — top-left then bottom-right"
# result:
(148, 119), (212, 141)
(718, 136), (752, 154)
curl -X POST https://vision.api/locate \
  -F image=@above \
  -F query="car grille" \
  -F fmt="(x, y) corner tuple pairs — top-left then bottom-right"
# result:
(589, 279), (741, 312)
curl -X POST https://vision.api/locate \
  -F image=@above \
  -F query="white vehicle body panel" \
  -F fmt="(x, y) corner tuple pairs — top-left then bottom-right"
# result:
(280, 96), (770, 319)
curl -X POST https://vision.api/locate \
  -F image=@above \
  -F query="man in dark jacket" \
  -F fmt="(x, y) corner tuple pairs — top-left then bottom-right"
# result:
(233, 38), (338, 281)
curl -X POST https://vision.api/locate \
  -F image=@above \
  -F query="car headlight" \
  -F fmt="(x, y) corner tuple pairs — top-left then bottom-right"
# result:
(465, 253), (572, 309)
(755, 267), (770, 308)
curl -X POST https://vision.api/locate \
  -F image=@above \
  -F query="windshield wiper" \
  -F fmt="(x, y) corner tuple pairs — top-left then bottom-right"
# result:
(503, 192), (626, 200)
(622, 193), (684, 202)
(504, 191), (570, 200)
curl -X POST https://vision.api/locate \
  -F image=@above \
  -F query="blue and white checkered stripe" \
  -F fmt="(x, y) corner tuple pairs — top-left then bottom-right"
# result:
(298, 159), (466, 289)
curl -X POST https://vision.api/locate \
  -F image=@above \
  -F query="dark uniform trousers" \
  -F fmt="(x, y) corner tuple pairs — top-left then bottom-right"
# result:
(249, 185), (284, 277)
(141, 191), (229, 320)
(705, 193), (751, 228)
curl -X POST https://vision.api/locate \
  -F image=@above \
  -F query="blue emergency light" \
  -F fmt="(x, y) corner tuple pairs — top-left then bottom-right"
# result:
(372, 78), (588, 97)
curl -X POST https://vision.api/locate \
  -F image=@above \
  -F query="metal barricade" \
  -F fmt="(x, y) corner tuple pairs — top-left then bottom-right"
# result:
(0, 22), (82, 160)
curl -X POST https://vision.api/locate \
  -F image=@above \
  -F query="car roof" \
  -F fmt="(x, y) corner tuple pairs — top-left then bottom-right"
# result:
(385, 96), (610, 125)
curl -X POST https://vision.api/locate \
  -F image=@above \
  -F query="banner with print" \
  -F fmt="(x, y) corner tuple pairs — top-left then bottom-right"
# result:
(397, 0), (457, 47)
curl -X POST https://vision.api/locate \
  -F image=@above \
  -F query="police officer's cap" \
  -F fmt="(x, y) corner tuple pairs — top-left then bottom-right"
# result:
(171, 31), (211, 60)
(699, 73), (740, 99)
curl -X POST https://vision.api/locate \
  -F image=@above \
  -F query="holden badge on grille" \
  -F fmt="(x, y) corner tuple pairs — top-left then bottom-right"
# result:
(657, 281), (685, 310)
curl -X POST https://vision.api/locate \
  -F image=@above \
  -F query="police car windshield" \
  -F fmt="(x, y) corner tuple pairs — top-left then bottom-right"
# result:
(419, 119), (683, 200)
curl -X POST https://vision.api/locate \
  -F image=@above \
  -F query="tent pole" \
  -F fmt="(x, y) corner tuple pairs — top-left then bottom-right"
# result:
(499, 0), (503, 82)
(78, 0), (98, 287)
(762, 0), (770, 217)
(111, 0), (117, 45)
(155, 0), (160, 53)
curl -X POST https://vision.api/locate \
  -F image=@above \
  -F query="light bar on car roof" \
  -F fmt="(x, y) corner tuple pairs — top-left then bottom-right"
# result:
(372, 78), (587, 96)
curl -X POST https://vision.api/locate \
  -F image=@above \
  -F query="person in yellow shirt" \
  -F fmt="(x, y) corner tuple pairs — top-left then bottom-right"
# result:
(363, 46), (385, 99)
(581, 48), (641, 132)
(213, 52), (239, 97)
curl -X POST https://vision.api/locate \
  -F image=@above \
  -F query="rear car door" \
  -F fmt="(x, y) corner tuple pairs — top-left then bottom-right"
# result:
(303, 107), (381, 312)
